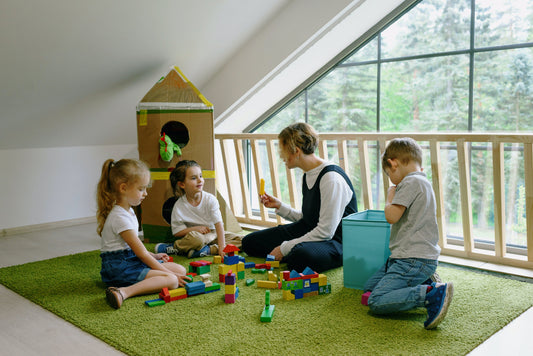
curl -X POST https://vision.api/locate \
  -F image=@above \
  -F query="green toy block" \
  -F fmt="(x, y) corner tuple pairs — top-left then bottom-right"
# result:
(246, 278), (255, 286)
(261, 290), (275, 322)
(197, 265), (211, 275)
(145, 299), (166, 307)
(319, 283), (332, 295)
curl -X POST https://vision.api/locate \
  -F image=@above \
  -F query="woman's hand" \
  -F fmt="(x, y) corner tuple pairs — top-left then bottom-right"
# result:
(269, 246), (284, 261)
(260, 193), (282, 209)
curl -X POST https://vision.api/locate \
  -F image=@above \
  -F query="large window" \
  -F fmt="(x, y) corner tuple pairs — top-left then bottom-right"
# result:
(251, 0), (533, 250)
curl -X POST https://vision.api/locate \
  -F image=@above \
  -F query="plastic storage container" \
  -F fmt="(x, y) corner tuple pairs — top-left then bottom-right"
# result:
(342, 210), (391, 290)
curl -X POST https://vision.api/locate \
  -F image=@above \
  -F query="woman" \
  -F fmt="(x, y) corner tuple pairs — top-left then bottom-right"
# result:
(241, 122), (357, 273)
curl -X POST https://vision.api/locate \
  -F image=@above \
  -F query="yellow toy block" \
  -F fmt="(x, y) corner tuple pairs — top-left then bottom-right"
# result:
(237, 262), (245, 272)
(225, 284), (237, 294)
(169, 288), (187, 297)
(214, 255), (222, 264)
(218, 264), (231, 275)
(268, 271), (278, 282)
(257, 280), (278, 289)
(318, 274), (327, 286)
(268, 260), (280, 268)
(283, 289), (295, 300)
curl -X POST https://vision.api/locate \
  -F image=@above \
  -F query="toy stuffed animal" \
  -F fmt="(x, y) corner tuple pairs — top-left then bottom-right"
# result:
(159, 132), (182, 161)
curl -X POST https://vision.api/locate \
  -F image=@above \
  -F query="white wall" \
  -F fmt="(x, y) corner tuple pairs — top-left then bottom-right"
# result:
(0, 145), (136, 231)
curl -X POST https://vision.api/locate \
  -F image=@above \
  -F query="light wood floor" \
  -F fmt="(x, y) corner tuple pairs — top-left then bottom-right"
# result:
(0, 222), (531, 355)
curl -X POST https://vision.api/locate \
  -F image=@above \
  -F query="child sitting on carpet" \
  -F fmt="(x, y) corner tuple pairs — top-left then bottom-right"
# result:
(96, 159), (190, 309)
(155, 160), (242, 258)
(363, 138), (454, 329)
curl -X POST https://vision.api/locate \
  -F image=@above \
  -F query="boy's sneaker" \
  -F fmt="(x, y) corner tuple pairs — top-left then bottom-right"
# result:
(424, 282), (454, 329)
(187, 245), (211, 258)
(155, 243), (178, 255)
(422, 271), (442, 285)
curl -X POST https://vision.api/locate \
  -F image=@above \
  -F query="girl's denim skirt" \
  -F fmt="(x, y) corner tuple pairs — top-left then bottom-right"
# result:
(100, 248), (150, 287)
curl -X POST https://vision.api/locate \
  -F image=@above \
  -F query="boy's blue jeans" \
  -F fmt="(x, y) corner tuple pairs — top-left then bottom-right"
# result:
(363, 258), (437, 314)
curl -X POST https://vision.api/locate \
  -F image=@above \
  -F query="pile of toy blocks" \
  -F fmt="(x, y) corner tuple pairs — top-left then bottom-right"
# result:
(281, 266), (331, 301)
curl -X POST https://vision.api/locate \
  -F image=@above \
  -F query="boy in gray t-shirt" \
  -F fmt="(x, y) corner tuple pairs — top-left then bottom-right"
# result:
(363, 138), (453, 329)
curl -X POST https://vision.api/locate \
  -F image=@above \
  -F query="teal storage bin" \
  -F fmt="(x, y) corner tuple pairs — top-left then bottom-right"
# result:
(342, 210), (391, 290)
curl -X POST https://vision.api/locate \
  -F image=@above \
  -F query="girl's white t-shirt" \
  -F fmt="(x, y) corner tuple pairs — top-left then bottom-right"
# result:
(100, 205), (138, 252)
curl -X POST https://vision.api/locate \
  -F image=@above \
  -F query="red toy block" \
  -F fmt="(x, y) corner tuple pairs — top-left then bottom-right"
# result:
(361, 291), (371, 306)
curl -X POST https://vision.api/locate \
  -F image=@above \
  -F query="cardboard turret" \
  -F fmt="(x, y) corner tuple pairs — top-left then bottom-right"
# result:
(136, 67), (215, 242)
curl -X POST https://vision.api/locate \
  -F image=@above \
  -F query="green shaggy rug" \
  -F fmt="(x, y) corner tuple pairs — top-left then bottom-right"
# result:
(0, 247), (532, 356)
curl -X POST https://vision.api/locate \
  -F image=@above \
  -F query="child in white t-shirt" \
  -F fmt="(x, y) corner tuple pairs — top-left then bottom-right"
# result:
(96, 158), (189, 309)
(155, 160), (241, 258)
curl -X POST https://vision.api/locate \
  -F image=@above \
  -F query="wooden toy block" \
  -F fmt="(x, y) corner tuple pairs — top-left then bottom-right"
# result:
(257, 280), (278, 289)
(167, 256), (174, 262)
(199, 274), (211, 282)
(169, 288), (187, 297)
(361, 291), (371, 306)
(205, 283), (221, 293)
(318, 274), (327, 286)
(246, 278), (255, 286)
(244, 262), (255, 269)
(190, 260), (212, 267)
(170, 294), (187, 301)
(252, 268), (267, 274)
(159, 287), (170, 299)
(197, 265), (211, 275)
(204, 280), (213, 288)
(319, 283), (331, 295)
(303, 291), (319, 298)
(225, 284), (237, 294)
(266, 254), (275, 261)
(237, 262), (245, 272)
(225, 294), (236, 303)
(267, 260), (280, 268)
(213, 255), (222, 264)
(259, 178), (265, 196)
(145, 299), (166, 307)
(282, 271), (290, 281)
(237, 271), (245, 280)
(260, 290), (275, 322)
(218, 264), (231, 275)
(268, 271), (277, 282)
(255, 263), (271, 269)
(282, 289), (295, 301)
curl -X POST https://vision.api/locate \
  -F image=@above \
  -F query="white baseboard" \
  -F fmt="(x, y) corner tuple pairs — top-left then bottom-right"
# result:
(1, 217), (97, 237)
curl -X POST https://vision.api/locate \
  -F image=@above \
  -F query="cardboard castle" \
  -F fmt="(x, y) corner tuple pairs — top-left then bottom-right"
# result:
(136, 67), (215, 242)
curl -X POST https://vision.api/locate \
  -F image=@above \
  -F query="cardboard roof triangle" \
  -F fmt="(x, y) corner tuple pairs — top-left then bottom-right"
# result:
(138, 66), (213, 110)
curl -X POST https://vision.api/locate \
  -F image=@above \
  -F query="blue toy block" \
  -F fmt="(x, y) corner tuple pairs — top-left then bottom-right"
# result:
(266, 254), (275, 261)
(244, 262), (255, 269)
(289, 270), (300, 279)
(302, 266), (315, 275)
(225, 274), (236, 285)
(224, 255), (240, 265)
(310, 282), (319, 292)
(294, 289), (304, 299)
(185, 281), (205, 295)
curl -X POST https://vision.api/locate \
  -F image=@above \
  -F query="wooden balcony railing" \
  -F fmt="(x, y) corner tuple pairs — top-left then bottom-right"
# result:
(215, 132), (533, 269)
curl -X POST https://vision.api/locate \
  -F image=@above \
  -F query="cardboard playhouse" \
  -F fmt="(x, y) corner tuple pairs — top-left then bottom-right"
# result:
(136, 66), (240, 243)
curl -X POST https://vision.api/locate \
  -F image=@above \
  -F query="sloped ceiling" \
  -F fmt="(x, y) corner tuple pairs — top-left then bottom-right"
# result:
(0, 0), (290, 149)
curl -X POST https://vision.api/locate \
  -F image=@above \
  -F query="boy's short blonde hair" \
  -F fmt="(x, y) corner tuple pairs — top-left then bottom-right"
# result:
(382, 137), (423, 170)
